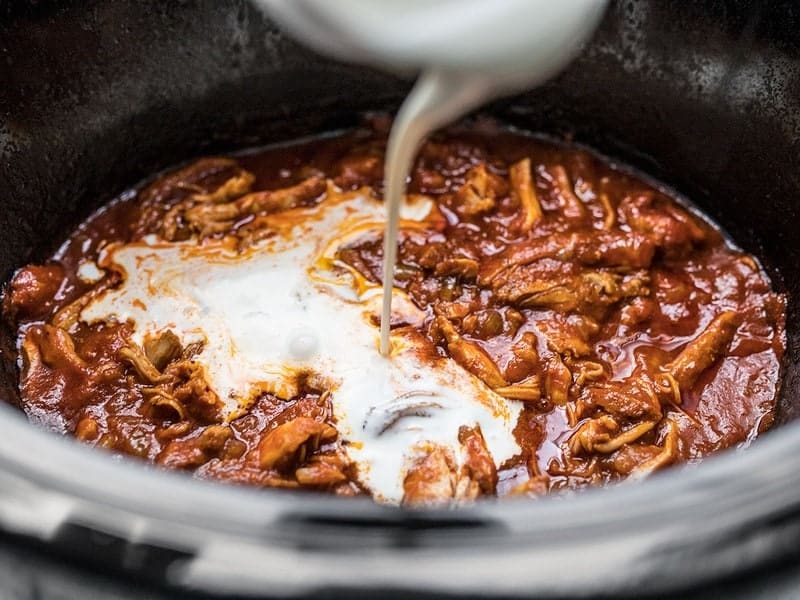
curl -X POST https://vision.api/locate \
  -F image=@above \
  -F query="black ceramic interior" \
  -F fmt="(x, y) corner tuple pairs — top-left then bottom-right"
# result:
(1, 1), (800, 597)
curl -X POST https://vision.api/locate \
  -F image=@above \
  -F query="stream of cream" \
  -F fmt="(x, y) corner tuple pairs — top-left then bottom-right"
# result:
(379, 70), (494, 355)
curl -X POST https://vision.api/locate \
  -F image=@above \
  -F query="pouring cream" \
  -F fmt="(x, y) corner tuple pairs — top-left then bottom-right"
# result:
(255, 0), (609, 354)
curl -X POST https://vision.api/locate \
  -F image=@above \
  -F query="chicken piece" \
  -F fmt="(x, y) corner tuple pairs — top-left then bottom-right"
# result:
(611, 444), (662, 475)
(544, 355), (571, 405)
(664, 311), (740, 390)
(569, 233), (656, 270)
(491, 258), (580, 310)
(235, 174), (327, 214)
(23, 325), (87, 375)
(461, 309), (506, 340)
(158, 424), (241, 469)
(494, 262), (649, 318)
(516, 285), (581, 313)
(581, 375), (664, 422)
(536, 314), (598, 358)
(181, 202), (239, 233)
(190, 171), (255, 203)
(478, 236), (565, 285)
(75, 417), (100, 441)
(401, 446), (457, 506)
(295, 453), (349, 487)
(619, 296), (657, 328)
(620, 192), (706, 257)
(415, 241), (447, 270)
(654, 372), (682, 407)
(159, 360), (223, 422)
(509, 158), (543, 231)
(198, 424), (235, 452)
(505, 308), (526, 336)
(458, 425), (498, 496)
(146, 158), (240, 199)
(258, 417), (338, 472)
(4, 264), (65, 321)
(138, 158), (243, 238)
(296, 462), (348, 487)
(493, 382), (542, 402)
(584, 271), (650, 304)
(478, 231), (656, 285)
(571, 360), (606, 386)
(182, 175), (327, 238)
(569, 415), (618, 454)
(118, 344), (167, 384)
(502, 331), (541, 383)
(144, 158), (242, 211)
(570, 417), (655, 455)
(547, 454), (603, 481)
(435, 315), (507, 388)
(628, 418), (680, 479)
(434, 258), (480, 281)
(143, 330), (183, 371)
(451, 164), (503, 217)
(142, 388), (186, 421)
(598, 192), (616, 230)
(507, 475), (551, 497)
(578, 271), (647, 316)
(437, 296), (482, 322)
(547, 165), (585, 220)
(156, 421), (192, 442)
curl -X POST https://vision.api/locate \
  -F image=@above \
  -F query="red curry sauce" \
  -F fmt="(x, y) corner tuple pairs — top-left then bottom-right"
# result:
(2, 117), (786, 503)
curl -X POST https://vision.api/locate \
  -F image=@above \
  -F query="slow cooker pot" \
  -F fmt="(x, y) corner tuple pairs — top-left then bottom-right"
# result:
(2, 1), (800, 598)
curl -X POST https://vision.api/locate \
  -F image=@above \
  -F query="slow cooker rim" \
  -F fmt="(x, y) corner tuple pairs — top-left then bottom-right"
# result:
(1, 398), (799, 596)
(0, 397), (798, 554)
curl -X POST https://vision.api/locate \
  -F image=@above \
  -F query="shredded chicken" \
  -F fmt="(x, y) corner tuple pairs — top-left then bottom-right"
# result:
(182, 175), (326, 238)
(434, 258), (480, 280)
(258, 417), (338, 472)
(143, 329), (183, 371)
(158, 424), (243, 469)
(452, 164), (502, 217)
(190, 171), (255, 204)
(628, 418), (680, 479)
(401, 446), (458, 506)
(509, 158), (543, 230)
(435, 314), (507, 388)
(478, 231), (657, 285)
(665, 311), (740, 390)
(581, 376), (664, 421)
(544, 355), (572, 406)
(295, 453), (350, 487)
(119, 344), (167, 384)
(548, 165), (586, 220)
(458, 425), (498, 496)
(149, 360), (224, 423)
(493, 265), (649, 317)
(620, 192), (706, 257)
(570, 418), (655, 455)
(494, 382), (542, 402)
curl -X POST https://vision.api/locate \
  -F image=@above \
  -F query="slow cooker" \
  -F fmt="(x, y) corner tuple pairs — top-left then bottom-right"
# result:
(1, 1), (800, 597)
